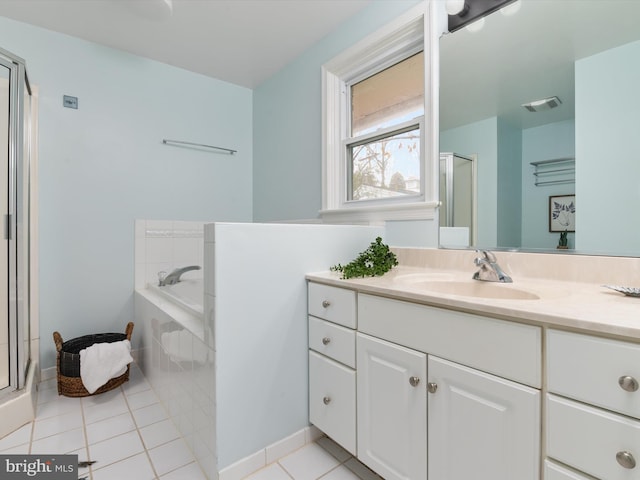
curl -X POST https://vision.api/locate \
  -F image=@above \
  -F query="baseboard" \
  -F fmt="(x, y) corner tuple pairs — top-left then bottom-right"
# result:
(218, 425), (324, 480)
(40, 366), (56, 382)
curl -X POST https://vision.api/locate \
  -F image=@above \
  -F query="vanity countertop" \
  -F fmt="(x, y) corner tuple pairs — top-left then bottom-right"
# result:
(306, 265), (640, 341)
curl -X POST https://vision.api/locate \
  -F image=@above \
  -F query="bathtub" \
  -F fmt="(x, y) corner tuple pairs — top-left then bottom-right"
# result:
(149, 278), (204, 317)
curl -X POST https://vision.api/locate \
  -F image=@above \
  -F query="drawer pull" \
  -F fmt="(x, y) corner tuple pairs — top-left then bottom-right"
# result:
(618, 375), (639, 392)
(616, 451), (636, 469)
(322, 337), (331, 345)
(323, 396), (331, 405)
(408, 376), (420, 387)
(321, 300), (331, 308)
(427, 382), (438, 394)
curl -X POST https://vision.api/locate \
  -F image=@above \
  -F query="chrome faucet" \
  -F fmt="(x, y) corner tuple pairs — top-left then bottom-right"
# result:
(472, 250), (512, 283)
(158, 265), (201, 286)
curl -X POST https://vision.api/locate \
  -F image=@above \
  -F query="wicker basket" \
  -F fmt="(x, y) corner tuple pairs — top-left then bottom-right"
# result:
(53, 322), (134, 397)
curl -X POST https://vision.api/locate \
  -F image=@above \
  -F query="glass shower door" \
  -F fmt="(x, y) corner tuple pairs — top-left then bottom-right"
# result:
(0, 46), (31, 395)
(0, 63), (9, 391)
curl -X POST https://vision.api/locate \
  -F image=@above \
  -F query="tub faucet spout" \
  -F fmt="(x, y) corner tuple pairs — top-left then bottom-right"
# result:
(158, 265), (201, 286)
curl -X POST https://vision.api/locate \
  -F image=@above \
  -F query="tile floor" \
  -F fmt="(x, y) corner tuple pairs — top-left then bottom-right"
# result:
(0, 364), (381, 480)
(0, 363), (204, 479)
(245, 437), (382, 480)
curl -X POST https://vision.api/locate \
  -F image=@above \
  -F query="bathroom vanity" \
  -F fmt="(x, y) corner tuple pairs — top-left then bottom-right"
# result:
(306, 249), (640, 480)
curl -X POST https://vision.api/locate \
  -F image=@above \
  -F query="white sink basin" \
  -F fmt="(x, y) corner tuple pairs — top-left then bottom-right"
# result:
(393, 272), (458, 285)
(410, 280), (540, 300)
(392, 273), (543, 300)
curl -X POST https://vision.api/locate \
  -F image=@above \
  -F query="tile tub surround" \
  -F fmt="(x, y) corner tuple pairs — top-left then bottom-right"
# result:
(135, 289), (216, 477)
(135, 220), (205, 290)
(307, 248), (640, 340)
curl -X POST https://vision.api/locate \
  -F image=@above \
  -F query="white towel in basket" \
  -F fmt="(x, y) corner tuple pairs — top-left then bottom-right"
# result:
(79, 340), (133, 394)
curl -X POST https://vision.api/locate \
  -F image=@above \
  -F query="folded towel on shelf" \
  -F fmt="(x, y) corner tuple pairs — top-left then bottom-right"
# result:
(79, 340), (133, 394)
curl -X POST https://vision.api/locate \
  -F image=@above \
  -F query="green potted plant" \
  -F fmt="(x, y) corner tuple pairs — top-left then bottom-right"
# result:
(557, 230), (568, 249)
(331, 237), (398, 279)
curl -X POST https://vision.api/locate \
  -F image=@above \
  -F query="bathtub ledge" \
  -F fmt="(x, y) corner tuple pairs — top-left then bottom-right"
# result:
(135, 288), (205, 341)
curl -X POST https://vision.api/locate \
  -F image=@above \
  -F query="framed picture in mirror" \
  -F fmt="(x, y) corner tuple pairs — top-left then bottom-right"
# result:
(549, 195), (575, 232)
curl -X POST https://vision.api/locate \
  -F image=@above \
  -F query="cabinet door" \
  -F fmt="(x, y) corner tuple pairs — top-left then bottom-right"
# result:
(309, 351), (356, 455)
(357, 333), (427, 480)
(428, 356), (540, 480)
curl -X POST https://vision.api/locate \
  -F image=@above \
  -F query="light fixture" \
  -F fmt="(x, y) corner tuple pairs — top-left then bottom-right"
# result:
(448, 0), (517, 33)
(522, 96), (562, 113)
(445, 0), (466, 16)
(466, 17), (485, 33)
(500, 0), (522, 16)
(127, 0), (173, 21)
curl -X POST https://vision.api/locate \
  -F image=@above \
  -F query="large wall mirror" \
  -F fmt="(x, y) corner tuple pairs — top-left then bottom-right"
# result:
(439, 0), (640, 256)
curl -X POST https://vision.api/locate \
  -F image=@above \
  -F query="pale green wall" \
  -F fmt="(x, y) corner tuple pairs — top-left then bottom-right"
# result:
(575, 39), (640, 254)
(0, 16), (253, 368)
(440, 117), (499, 247)
(521, 119), (575, 250)
(497, 118), (522, 247)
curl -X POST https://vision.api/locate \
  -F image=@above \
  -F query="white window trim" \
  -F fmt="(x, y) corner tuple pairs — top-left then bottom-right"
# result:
(320, 1), (441, 224)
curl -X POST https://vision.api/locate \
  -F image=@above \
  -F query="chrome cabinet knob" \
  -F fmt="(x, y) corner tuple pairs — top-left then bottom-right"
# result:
(427, 382), (438, 394)
(616, 451), (636, 469)
(322, 337), (331, 345)
(619, 376), (639, 392)
(323, 396), (331, 405)
(322, 300), (331, 308)
(409, 376), (420, 387)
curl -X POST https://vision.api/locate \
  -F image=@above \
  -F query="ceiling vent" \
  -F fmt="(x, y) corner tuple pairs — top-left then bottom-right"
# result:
(522, 96), (562, 112)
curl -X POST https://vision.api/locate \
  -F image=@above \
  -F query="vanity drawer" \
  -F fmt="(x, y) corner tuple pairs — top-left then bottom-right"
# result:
(308, 282), (356, 328)
(544, 460), (592, 480)
(547, 330), (640, 419)
(309, 316), (355, 368)
(547, 394), (640, 480)
(309, 351), (356, 455)
(358, 294), (541, 387)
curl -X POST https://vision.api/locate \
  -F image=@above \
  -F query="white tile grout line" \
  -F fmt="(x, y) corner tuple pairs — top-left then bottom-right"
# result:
(121, 384), (162, 480)
(29, 364), (224, 479)
(79, 391), (94, 480)
(270, 438), (380, 480)
(122, 368), (209, 479)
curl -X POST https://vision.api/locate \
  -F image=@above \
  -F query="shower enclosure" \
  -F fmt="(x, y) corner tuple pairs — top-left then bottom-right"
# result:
(439, 152), (476, 246)
(0, 46), (32, 398)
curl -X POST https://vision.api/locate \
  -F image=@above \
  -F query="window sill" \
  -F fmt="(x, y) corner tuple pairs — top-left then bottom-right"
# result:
(319, 201), (439, 224)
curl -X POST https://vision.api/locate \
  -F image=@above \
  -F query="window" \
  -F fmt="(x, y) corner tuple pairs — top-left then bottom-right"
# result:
(348, 52), (424, 202)
(321, 3), (438, 223)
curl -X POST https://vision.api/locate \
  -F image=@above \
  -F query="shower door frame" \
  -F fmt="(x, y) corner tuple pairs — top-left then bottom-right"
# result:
(0, 46), (32, 396)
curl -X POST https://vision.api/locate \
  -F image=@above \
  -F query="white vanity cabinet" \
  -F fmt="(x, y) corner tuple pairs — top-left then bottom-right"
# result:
(307, 282), (542, 480)
(307, 283), (357, 455)
(428, 355), (540, 480)
(544, 460), (594, 480)
(546, 329), (640, 479)
(356, 333), (427, 480)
